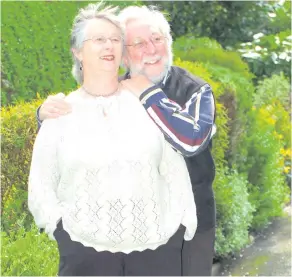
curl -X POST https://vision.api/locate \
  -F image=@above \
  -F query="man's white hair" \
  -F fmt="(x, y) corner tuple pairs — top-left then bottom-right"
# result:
(118, 5), (173, 71)
(71, 2), (124, 84)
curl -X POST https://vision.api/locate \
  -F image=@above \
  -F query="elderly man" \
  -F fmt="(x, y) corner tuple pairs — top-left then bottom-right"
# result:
(37, 5), (216, 276)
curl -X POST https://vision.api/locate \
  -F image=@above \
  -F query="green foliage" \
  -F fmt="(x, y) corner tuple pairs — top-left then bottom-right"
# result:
(235, 105), (290, 229)
(1, 99), (43, 231)
(235, 1), (291, 80)
(254, 75), (291, 181)
(234, 73), (291, 191)
(2, 185), (33, 235)
(1, 1), (141, 105)
(149, 0), (290, 80)
(1, 225), (58, 276)
(266, 0), (291, 34)
(2, 1), (77, 105)
(214, 168), (254, 258)
(173, 37), (253, 80)
(206, 64), (255, 166)
(238, 30), (291, 80)
(146, 1), (275, 47)
(228, 72), (291, 228)
(253, 72), (291, 110)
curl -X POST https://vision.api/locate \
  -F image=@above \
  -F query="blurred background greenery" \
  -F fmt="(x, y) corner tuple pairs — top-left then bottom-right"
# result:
(1, 1), (291, 275)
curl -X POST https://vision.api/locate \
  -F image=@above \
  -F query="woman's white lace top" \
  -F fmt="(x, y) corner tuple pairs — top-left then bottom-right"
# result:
(28, 90), (197, 253)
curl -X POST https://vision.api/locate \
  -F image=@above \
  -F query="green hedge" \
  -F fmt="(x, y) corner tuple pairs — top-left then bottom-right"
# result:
(214, 168), (254, 257)
(173, 36), (253, 80)
(1, 225), (58, 276)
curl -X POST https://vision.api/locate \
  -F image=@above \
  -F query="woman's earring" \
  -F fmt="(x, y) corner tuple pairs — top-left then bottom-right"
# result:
(80, 61), (83, 71)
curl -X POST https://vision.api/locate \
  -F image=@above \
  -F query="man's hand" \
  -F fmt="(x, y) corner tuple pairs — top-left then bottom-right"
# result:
(121, 75), (154, 98)
(39, 93), (72, 121)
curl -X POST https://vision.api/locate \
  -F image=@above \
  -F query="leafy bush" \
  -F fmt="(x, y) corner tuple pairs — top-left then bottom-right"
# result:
(206, 64), (255, 167)
(173, 37), (253, 80)
(147, 1), (275, 47)
(1, 225), (58, 276)
(236, 1), (291, 80)
(234, 73), (291, 224)
(214, 168), (254, 258)
(1, 185), (33, 235)
(236, 105), (290, 229)
(1, 99), (43, 231)
(238, 30), (291, 80)
(253, 72), (291, 110)
(202, 67), (290, 230)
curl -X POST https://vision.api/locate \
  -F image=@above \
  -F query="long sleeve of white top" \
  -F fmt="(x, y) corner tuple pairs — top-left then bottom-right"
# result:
(158, 141), (197, 241)
(28, 118), (62, 239)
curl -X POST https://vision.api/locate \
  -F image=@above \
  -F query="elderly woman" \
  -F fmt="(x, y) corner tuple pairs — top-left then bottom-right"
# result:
(28, 3), (197, 276)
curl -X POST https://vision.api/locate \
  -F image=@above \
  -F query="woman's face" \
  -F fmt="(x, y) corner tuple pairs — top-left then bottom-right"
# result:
(75, 18), (123, 75)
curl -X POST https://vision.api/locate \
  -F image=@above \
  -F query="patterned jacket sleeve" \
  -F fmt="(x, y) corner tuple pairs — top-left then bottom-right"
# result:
(28, 118), (62, 239)
(36, 106), (42, 131)
(139, 84), (215, 157)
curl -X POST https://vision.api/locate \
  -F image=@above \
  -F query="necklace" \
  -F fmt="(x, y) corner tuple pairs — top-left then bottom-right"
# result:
(81, 85), (120, 117)
(81, 84), (120, 98)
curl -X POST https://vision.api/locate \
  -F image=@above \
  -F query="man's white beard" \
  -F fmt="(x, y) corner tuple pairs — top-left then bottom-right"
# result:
(129, 59), (170, 85)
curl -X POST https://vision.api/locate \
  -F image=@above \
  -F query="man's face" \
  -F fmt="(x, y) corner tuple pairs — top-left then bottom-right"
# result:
(124, 19), (170, 84)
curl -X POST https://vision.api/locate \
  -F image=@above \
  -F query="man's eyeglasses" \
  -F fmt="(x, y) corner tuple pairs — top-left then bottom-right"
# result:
(83, 35), (122, 45)
(126, 35), (167, 50)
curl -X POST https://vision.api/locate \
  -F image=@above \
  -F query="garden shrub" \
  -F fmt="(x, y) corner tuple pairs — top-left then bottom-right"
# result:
(173, 36), (253, 80)
(214, 168), (254, 258)
(260, 101), (291, 183)
(206, 64), (255, 167)
(236, 105), (290, 229)
(253, 72), (291, 111)
(1, 98), (43, 232)
(1, 225), (58, 276)
(239, 29), (291, 80)
(1, 185), (33, 235)
(234, 73), (291, 228)
(147, 1), (274, 48)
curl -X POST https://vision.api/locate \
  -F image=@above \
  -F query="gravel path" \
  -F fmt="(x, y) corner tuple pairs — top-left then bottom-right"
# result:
(216, 206), (291, 276)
